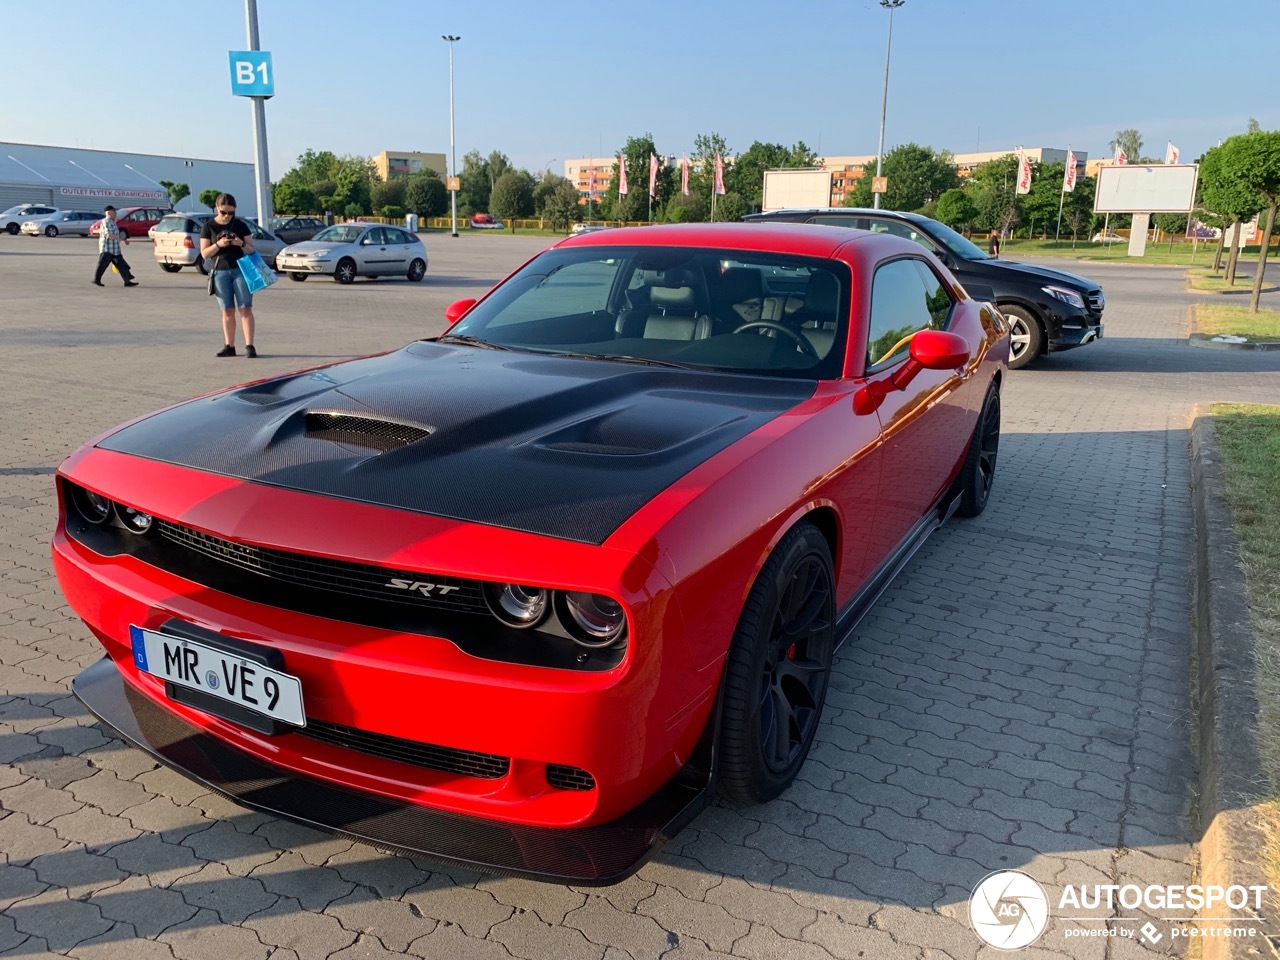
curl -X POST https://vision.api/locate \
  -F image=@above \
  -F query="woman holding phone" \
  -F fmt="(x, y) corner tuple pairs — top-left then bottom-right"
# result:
(199, 193), (258, 358)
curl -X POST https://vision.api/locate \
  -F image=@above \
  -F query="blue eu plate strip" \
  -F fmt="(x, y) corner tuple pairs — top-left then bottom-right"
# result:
(129, 625), (149, 672)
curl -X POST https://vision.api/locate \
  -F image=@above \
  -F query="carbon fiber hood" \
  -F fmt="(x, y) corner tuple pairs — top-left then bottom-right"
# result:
(97, 342), (814, 544)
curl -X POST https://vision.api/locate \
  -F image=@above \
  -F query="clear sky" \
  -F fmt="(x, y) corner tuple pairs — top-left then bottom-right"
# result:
(5, 0), (1277, 177)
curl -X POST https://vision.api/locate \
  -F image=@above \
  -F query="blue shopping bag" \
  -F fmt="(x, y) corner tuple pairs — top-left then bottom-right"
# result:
(237, 250), (278, 293)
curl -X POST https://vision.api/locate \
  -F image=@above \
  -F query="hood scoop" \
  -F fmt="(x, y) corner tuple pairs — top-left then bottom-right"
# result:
(304, 411), (431, 453)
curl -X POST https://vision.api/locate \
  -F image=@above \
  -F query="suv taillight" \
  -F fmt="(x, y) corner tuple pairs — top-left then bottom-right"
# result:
(183, 236), (194, 248)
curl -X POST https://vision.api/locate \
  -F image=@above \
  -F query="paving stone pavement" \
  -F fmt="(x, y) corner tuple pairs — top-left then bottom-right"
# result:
(3, 236), (1280, 959)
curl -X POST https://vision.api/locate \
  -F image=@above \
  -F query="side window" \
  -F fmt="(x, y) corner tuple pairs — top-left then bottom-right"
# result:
(865, 218), (935, 252)
(866, 259), (935, 371)
(361, 228), (383, 244)
(912, 260), (954, 330)
(812, 215), (868, 230)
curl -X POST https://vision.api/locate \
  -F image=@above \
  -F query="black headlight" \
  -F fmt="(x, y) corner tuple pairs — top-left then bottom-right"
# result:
(557, 591), (627, 648)
(483, 583), (550, 628)
(72, 485), (112, 524)
(118, 505), (153, 535)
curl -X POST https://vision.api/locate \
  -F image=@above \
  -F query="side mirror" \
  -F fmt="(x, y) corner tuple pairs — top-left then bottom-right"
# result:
(444, 298), (477, 326)
(909, 330), (969, 370)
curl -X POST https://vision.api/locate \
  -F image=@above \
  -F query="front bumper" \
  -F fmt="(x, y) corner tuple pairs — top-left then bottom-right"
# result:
(1048, 316), (1104, 351)
(277, 258), (332, 274)
(154, 248), (199, 266)
(74, 655), (709, 884)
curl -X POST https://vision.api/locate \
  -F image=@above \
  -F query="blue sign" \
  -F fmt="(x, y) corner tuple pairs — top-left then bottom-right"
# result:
(228, 50), (274, 97)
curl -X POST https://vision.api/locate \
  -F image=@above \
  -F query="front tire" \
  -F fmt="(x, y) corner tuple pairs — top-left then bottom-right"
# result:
(45, 226), (59, 237)
(718, 522), (835, 804)
(159, 263), (182, 273)
(955, 385), (1001, 518)
(335, 258), (357, 284)
(1001, 305), (1042, 370)
(289, 273), (308, 282)
(407, 258), (426, 282)
(5, 223), (18, 235)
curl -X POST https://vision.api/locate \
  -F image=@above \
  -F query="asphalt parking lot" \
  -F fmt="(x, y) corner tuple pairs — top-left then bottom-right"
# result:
(4, 233), (1280, 959)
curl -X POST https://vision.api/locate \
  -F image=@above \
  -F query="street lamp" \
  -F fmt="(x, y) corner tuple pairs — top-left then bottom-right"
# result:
(442, 34), (461, 238)
(872, 0), (904, 210)
(544, 158), (557, 175)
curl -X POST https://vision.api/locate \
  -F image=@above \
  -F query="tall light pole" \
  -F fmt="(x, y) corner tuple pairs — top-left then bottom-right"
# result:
(245, 0), (272, 225)
(872, 0), (904, 210)
(442, 35), (461, 238)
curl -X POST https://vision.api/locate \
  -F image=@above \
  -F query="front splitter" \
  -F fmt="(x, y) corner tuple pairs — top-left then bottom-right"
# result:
(73, 656), (709, 885)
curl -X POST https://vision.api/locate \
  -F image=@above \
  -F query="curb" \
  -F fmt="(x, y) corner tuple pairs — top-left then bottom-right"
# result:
(1189, 335), (1280, 351)
(1190, 404), (1276, 959)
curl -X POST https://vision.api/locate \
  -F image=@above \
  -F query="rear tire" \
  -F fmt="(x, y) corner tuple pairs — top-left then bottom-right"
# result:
(1001, 305), (1042, 370)
(195, 258), (210, 277)
(718, 522), (835, 805)
(407, 258), (426, 282)
(335, 258), (357, 284)
(955, 385), (1001, 518)
(289, 273), (308, 282)
(5, 223), (18, 235)
(159, 263), (182, 273)
(45, 226), (59, 237)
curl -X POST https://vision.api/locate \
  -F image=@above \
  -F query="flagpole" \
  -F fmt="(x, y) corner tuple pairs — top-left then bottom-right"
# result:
(1054, 146), (1068, 242)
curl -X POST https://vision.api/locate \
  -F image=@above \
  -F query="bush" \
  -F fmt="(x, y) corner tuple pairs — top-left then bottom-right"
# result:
(381, 205), (405, 220)
(343, 203), (363, 220)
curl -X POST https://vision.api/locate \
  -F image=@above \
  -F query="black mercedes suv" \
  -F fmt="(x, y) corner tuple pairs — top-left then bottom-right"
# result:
(744, 208), (1105, 370)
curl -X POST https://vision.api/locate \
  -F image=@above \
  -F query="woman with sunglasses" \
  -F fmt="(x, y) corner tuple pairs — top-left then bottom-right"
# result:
(199, 193), (258, 358)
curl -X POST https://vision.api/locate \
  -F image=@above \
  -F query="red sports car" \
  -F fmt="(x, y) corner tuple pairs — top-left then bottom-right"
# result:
(55, 223), (1008, 884)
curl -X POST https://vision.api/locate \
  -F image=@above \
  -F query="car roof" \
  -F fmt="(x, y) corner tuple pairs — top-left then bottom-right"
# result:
(553, 221), (874, 257)
(747, 207), (927, 224)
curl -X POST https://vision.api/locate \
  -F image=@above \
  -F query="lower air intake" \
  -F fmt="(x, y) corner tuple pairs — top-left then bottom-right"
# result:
(300, 718), (510, 779)
(547, 764), (596, 791)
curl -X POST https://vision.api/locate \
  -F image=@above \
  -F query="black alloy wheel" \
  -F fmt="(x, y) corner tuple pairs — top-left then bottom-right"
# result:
(335, 258), (357, 284)
(407, 258), (426, 282)
(718, 522), (835, 804)
(956, 385), (1001, 517)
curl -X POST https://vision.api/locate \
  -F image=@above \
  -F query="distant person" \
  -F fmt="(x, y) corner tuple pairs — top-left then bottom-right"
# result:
(92, 205), (137, 287)
(199, 193), (257, 358)
(988, 230), (1000, 258)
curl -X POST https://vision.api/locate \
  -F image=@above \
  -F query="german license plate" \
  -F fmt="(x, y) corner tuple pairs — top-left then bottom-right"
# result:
(129, 625), (305, 727)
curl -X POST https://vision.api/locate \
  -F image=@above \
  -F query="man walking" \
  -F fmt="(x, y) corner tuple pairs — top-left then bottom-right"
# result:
(92, 205), (137, 287)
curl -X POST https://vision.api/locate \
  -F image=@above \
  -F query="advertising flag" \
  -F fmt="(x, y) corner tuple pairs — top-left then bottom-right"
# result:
(714, 153), (725, 195)
(1165, 141), (1180, 165)
(1115, 147), (1128, 165)
(1063, 150), (1077, 192)
(618, 154), (628, 195)
(681, 155), (689, 195)
(588, 164), (596, 195)
(649, 153), (659, 198)
(1015, 150), (1032, 195)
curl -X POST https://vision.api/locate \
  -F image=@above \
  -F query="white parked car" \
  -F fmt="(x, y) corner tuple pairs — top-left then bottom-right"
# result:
(1091, 231), (1125, 244)
(2, 203), (59, 234)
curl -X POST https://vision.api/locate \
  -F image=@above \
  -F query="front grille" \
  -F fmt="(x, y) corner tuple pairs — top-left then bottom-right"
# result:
(154, 520), (488, 615)
(547, 764), (596, 791)
(305, 412), (430, 453)
(1087, 290), (1105, 314)
(299, 718), (509, 779)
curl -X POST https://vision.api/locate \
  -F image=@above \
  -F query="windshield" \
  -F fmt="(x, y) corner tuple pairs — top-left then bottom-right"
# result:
(443, 245), (850, 379)
(313, 225), (363, 243)
(923, 218), (992, 261)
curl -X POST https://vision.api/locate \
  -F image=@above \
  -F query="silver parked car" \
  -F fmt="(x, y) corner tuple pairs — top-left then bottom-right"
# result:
(2, 203), (59, 234)
(277, 222), (428, 284)
(152, 213), (285, 274)
(20, 210), (101, 237)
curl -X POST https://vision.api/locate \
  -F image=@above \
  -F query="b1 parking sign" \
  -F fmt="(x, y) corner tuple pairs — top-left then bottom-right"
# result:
(229, 50), (274, 97)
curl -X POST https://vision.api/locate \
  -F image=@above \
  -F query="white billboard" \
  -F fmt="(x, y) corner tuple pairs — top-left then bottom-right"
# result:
(1093, 164), (1198, 213)
(762, 169), (833, 211)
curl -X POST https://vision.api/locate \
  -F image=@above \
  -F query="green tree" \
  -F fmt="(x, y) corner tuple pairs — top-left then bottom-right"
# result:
(539, 178), (582, 231)
(715, 192), (747, 223)
(311, 179), (336, 212)
(1061, 174), (1096, 243)
(691, 132), (731, 214)
(459, 150), (491, 214)
(1153, 212), (1189, 235)
(157, 180), (190, 209)
(487, 150), (512, 193)
(273, 180), (317, 215)
(935, 188), (976, 229)
(197, 189), (221, 211)
(1199, 143), (1264, 282)
(665, 191), (708, 223)
(726, 140), (818, 211)
(842, 143), (958, 212)
(1109, 129), (1144, 162)
(371, 177), (407, 212)
(601, 134), (668, 222)
(1248, 117), (1261, 134)
(343, 203), (362, 220)
(1220, 130), (1280, 311)
(405, 172), (447, 218)
(489, 171), (532, 229)
(291, 149), (341, 186)
(964, 154), (1021, 236)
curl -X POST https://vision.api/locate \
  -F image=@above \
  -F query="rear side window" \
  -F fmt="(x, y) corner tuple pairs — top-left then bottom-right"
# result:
(866, 258), (948, 371)
(153, 218), (185, 233)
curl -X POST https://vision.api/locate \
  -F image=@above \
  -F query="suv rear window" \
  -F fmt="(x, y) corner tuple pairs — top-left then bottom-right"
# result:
(152, 218), (187, 233)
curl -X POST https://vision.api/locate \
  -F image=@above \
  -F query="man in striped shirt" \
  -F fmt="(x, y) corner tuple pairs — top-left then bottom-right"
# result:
(92, 205), (137, 287)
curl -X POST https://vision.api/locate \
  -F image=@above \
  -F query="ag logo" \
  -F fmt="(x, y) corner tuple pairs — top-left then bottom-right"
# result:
(969, 870), (1049, 950)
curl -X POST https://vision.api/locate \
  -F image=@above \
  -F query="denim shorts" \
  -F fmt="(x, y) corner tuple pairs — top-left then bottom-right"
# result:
(212, 269), (253, 310)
